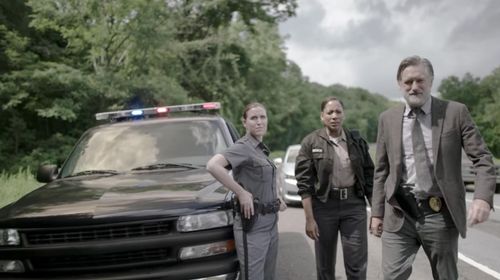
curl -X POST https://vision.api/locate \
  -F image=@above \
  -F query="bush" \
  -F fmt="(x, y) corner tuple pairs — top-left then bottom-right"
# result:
(0, 167), (41, 208)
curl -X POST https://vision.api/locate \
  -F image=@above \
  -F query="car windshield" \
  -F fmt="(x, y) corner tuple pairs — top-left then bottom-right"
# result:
(60, 119), (229, 177)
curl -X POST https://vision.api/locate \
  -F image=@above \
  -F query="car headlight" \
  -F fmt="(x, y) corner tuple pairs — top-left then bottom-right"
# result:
(177, 210), (233, 232)
(0, 229), (20, 246)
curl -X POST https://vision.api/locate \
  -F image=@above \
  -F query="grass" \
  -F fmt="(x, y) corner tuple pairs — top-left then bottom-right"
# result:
(0, 168), (41, 209)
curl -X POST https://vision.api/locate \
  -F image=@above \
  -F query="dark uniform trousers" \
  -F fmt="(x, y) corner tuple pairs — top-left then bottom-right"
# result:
(313, 187), (367, 280)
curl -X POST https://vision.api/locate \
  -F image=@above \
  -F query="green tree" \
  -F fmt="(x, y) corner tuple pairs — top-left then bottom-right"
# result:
(0, 0), (395, 173)
(0, 0), (298, 172)
(475, 68), (500, 156)
(438, 70), (500, 157)
(439, 73), (482, 114)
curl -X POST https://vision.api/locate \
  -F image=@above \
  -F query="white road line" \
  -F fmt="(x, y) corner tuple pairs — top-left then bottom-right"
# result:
(459, 253), (500, 279)
(466, 199), (500, 211)
(367, 207), (500, 279)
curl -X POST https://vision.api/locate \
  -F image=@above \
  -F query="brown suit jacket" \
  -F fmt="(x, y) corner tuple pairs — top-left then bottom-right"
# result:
(371, 97), (496, 238)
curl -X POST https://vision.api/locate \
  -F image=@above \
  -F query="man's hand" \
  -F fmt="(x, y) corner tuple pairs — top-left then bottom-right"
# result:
(467, 198), (491, 226)
(305, 217), (320, 241)
(370, 217), (383, 237)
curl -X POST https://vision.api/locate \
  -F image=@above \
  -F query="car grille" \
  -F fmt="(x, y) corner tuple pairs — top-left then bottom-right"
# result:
(25, 219), (172, 245)
(31, 248), (172, 271)
(16, 219), (235, 275)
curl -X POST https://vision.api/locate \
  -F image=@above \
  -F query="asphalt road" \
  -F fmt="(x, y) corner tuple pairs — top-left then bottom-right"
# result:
(275, 193), (500, 280)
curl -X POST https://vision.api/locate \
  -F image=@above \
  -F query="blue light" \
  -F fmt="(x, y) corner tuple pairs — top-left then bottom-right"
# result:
(131, 110), (143, 116)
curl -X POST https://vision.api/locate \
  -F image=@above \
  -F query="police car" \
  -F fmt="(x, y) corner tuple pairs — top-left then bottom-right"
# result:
(0, 102), (240, 279)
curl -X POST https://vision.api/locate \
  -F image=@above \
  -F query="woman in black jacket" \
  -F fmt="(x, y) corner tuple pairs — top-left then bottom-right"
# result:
(295, 96), (374, 280)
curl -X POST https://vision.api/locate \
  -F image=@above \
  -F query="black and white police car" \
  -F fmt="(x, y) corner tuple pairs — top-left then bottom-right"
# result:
(0, 102), (240, 280)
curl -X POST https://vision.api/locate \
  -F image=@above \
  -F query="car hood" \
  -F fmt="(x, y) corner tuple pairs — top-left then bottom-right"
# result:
(0, 168), (229, 225)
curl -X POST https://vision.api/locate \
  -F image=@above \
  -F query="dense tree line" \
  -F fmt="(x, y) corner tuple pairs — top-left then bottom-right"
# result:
(439, 70), (500, 157)
(1, 1), (496, 174)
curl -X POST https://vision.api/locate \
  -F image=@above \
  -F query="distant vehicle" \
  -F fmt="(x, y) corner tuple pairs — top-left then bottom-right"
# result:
(278, 144), (302, 205)
(0, 102), (240, 280)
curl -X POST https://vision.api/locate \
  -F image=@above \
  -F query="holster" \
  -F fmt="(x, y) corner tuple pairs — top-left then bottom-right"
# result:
(232, 197), (259, 232)
(395, 187), (422, 219)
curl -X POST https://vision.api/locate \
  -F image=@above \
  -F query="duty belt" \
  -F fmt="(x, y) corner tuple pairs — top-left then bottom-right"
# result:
(234, 199), (280, 215)
(329, 187), (355, 200)
(255, 199), (281, 215)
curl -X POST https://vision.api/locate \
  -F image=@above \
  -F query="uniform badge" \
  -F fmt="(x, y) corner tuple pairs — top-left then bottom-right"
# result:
(429, 197), (442, 212)
(312, 148), (323, 153)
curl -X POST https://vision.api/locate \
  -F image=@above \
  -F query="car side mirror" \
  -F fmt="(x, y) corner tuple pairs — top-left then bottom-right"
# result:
(36, 164), (59, 183)
(273, 157), (283, 168)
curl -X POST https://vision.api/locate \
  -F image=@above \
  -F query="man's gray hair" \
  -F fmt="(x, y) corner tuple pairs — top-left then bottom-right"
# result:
(397, 55), (434, 81)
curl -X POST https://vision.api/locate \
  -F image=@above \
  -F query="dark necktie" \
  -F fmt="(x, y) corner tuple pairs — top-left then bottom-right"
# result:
(412, 108), (433, 192)
(258, 142), (270, 156)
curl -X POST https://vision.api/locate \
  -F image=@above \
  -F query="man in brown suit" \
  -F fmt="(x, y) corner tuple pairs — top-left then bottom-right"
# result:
(370, 55), (496, 280)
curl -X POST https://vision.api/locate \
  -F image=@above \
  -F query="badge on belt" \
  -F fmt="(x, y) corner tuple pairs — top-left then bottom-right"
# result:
(429, 197), (442, 212)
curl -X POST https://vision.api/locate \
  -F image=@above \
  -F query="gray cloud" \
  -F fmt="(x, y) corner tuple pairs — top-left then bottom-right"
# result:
(279, 0), (500, 99)
(393, 0), (445, 13)
(448, 0), (500, 47)
(326, 16), (400, 50)
(278, 0), (328, 49)
(354, 0), (391, 16)
(281, 0), (400, 51)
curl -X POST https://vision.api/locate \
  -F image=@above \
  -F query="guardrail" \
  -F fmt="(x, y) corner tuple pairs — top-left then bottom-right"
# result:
(462, 162), (500, 193)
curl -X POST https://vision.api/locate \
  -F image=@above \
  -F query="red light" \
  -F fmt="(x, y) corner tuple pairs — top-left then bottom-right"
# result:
(156, 107), (168, 113)
(202, 102), (220, 110)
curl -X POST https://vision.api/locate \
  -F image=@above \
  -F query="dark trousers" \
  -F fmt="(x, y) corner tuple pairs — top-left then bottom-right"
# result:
(381, 207), (459, 280)
(312, 195), (367, 280)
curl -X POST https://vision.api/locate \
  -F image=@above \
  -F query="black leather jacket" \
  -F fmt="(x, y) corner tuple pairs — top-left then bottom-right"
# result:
(295, 128), (374, 204)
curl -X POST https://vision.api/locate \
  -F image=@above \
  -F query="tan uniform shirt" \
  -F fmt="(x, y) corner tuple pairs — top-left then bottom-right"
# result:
(328, 129), (356, 188)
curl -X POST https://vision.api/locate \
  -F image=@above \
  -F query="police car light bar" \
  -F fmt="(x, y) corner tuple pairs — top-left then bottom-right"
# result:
(95, 102), (221, 121)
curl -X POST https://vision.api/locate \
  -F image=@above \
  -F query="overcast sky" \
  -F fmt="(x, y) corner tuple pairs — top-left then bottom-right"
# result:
(278, 0), (500, 100)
